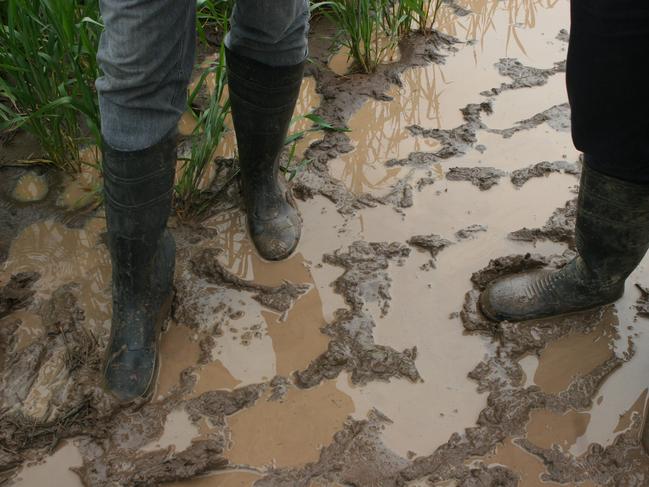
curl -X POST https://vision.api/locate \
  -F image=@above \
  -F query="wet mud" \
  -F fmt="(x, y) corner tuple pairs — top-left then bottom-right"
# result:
(3, 0), (649, 485)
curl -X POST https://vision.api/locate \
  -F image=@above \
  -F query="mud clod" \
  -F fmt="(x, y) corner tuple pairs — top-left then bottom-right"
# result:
(510, 160), (580, 187)
(407, 234), (454, 268)
(446, 167), (505, 190)
(455, 224), (487, 240)
(509, 198), (577, 248)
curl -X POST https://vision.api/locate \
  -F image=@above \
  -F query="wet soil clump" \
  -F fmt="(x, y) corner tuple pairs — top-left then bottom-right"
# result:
(446, 166), (505, 190)
(407, 234), (454, 268)
(509, 198), (577, 249)
(510, 160), (580, 187)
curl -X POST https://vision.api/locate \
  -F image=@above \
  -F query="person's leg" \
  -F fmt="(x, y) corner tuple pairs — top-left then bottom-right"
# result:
(479, 0), (649, 323)
(97, 0), (195, 402)
(225, 0), (309, 261)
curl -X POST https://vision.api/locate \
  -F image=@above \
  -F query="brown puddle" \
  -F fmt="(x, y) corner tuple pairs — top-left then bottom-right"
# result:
(156, 322), (203, 399)
(11, 171), (49, 203)
(526, 409), (591, 451)
(483, 438), (561, 487)
(225, 379), (354, 469)
(532, 308), (617, 394)
(57, 146), (102, 210)
(0, 217), (111, 329)
(13, 441), (83, 487)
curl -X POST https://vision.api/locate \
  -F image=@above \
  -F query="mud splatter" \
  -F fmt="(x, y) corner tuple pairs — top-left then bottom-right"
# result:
(446, 166), (505, 190)
(510, 159), (580, 187)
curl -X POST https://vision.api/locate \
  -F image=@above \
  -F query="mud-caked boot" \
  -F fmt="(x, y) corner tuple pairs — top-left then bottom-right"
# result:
(480, 163), (649, 322)
(102, 130), (177, 403)
(226, 47), (305, 261)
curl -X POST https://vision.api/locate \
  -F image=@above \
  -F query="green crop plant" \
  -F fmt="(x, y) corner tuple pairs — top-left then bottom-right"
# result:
(175, 43), (232, 219)
(0, 0), (102, 172)
(313, 0), (406, 73)
(196, 0), (235, 46)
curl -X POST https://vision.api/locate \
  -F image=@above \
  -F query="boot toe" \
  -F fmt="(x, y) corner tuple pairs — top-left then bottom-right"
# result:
(249, 210), (302, 261)
(104, 349), (157, 403)
(479, 272), (549, 322)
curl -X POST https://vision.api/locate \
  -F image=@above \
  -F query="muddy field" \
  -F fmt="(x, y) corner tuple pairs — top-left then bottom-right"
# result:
(2, 0), (649, 486)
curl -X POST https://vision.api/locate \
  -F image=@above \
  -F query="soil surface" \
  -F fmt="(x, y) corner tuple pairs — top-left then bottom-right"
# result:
(2, 0), (649, 486)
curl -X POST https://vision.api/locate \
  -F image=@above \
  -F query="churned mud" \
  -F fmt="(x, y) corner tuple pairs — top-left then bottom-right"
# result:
(3, 0), (649, 485)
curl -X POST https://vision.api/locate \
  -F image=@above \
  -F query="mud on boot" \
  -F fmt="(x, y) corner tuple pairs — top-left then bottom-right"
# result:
(226, 47), (304, 261)
(480, 163), (649, 322)
(102, 130), (177, 403)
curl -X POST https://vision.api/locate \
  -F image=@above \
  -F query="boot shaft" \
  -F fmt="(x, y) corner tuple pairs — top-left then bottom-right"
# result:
(576, 163), (649, 283)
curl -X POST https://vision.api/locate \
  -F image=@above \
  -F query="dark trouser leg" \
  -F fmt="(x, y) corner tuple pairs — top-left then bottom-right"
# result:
(567, 0), (649, 181)
(225, 0), (309, 261)
(479, 0), (649, 324)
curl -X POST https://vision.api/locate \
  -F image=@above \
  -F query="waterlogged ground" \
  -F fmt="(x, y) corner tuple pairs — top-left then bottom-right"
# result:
(2, 0), (649, 485)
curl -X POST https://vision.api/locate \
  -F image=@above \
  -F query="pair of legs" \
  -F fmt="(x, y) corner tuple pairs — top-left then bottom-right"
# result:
(97, 0), (310, 402)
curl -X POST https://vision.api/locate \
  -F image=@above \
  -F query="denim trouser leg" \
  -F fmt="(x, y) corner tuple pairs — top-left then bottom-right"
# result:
(96, 0), (196, 151)
(97, 0), (309, 151)
(226, 0), (310, 67)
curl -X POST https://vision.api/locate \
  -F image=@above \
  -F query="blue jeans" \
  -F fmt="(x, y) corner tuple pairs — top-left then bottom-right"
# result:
(96, 0), (309, 151)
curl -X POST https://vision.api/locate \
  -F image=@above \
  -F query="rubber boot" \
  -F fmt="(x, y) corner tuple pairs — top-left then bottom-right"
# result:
(480, 163), (649, 322)
(102, 130), (176, 403)
(226, 47), (304, 261)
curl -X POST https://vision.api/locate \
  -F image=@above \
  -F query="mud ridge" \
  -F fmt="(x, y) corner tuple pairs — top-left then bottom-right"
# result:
(189, 247), (310, 315)
(294, 241), (421, 388)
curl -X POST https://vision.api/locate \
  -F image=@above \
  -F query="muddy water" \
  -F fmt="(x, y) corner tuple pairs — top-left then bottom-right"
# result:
(6, 0), (649, 484)
(11, 172), (49, 203)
